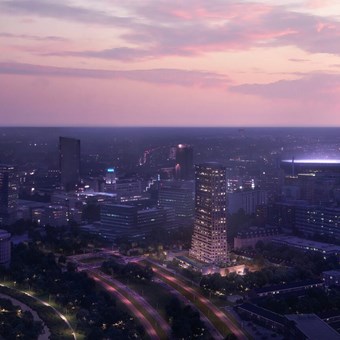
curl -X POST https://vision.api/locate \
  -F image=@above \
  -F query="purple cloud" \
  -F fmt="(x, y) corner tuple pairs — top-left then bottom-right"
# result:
(0, 62), (230, 87)
(0, 0), (131, 26)
(3, 0), (340, 61)
(230, 73), (340, 100)
(0, 32), (68, 42)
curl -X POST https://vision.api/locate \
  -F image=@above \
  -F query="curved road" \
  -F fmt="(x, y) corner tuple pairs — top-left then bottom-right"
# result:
(150, 264), (248, 340)
(154, 278), (224, 340)
(89, 271), (168, 340)
(92, 270), (171, 339)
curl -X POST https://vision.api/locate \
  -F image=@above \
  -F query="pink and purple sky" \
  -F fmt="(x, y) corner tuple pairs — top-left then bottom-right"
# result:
(1, 0), (340, 126)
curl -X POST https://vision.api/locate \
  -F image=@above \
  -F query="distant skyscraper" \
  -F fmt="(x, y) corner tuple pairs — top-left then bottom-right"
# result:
(175, 144), (194, 180)
(59, 137), (80, 191)
(0, 165), (18, 225)
(190, 163), (228, 264)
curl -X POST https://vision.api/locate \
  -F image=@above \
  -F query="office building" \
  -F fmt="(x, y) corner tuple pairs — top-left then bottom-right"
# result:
(271, 236), (340, 258)
(190, 163), (228, 264)
(116, 178), (142, 199)
(158, 182), (194, 222)
(32, 205), (69, 227)
(59, 137), (80, 191)
(0, 165), (18, 225)
(175, 144), (194, 180)
(103, 168), (116, 193)
(100, 203), (174, 238)
(228, 188), (267, 215)
(295, 205), (340, 240)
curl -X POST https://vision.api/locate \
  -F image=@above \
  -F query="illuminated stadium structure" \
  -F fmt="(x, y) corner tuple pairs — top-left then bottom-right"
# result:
(281, 159), (340, 176)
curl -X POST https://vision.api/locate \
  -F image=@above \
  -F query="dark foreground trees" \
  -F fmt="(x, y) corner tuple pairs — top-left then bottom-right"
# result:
(1, 243), (144, 339)
(0, 297), (43, 340)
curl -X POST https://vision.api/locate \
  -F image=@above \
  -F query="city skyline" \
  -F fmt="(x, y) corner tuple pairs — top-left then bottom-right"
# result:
(2, 1), (340, 127)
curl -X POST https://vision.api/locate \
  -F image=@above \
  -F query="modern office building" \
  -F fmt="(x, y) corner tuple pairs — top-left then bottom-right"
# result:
(0, 229), (11, 267)
(115, 178), (142, 199)
(0, 164), (18, 225)
(175, 144), (194, 180)
(295, 205), (340, 240)
(59, 137), (80, 191)
(190, 163), (228, 264)
(100, 203), (174, 238)
(228, 188), (268, 215)
(158, 182), (194, 222)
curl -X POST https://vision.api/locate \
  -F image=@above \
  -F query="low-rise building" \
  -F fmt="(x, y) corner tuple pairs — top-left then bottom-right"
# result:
(250, 279), (324, 298)
(271, 236), (340, 258)
(234, 226), (280, 250)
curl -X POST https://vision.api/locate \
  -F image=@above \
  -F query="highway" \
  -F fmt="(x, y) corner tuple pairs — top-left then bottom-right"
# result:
(88, 270), (171, 340)
(67, 251), (247, 339)
(154, 277), (224, 340)
(148, 261), (248, 340)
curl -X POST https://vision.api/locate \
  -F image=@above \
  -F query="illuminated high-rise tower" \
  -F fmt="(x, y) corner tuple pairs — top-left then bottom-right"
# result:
(59, 137), (80, 191)
(175, 144), (194, 180)
(190, 163), (228, 264)
(0, 165), (18, 225)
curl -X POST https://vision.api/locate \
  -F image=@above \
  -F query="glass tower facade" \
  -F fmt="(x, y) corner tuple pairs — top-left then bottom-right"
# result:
(190, 163), (228, 264)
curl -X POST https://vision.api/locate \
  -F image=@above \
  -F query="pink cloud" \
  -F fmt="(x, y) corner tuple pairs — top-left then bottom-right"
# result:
(230, 73), (340, 102)
(0, 62), (230, 88)
(32, 1), (340, 61)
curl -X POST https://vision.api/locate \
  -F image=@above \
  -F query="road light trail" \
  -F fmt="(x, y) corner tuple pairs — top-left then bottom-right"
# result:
(149, 263), (248, 340)
(93, 270), (171, 338)
(89, 271), (163, 340)
(154, 278), (224, 340)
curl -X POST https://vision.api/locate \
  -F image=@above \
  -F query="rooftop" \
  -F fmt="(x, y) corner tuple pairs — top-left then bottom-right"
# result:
(285, 314), (340, 340)
(237, 303), (286, 325)
(253, 279), (323, 295)
(272, 236), (340, 253)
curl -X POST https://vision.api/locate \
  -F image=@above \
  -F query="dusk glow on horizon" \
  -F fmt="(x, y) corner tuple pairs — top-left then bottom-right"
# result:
(2, 0), (340, 126)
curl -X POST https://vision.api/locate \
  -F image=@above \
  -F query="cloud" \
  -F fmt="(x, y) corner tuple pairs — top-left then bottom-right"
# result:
(230, 73), (340, 100)
(3, 0), (340, 61)
(45, 47), (152, 62)
(0, 32), (68, 42)
(288, 58), (310, 62)
(0, 0), (131, 27)
(0, 62), (230, 87)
